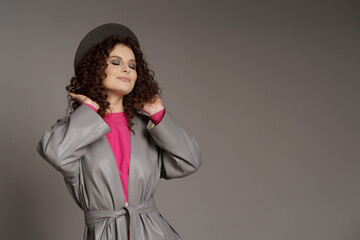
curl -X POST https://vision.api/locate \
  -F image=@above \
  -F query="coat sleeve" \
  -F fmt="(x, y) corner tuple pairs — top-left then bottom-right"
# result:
(146, 110), (203, 180)
(36, 104), (111, 183)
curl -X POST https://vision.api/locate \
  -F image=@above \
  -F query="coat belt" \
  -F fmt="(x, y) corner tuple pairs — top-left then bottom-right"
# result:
(84, 197), (157, 240)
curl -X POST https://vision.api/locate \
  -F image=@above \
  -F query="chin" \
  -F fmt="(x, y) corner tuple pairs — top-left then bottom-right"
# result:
(115, 87), (135, 96)
(104, 83), (135, 96)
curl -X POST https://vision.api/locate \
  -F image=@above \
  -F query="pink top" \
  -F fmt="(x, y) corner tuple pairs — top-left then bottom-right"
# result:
(83, 103), (164, 204)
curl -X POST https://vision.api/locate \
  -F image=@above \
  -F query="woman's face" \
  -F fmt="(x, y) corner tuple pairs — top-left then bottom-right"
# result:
(103, 44), (137, 97)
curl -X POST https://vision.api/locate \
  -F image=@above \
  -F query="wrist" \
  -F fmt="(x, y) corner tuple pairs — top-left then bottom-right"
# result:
(83, 100), (99, 110)
(148, 106), (164, 116)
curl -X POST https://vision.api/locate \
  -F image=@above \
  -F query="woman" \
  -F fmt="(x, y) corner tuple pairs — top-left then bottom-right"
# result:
(36, 23), (203, 240)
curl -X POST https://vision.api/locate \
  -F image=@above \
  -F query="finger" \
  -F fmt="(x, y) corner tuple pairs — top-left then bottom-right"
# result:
(68, 92), (79, 100)
(68, 92), (77, 98)
(68, 92), (84, 103)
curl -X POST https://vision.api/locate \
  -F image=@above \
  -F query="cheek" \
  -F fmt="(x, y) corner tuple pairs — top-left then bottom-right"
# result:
(130, 74), (137, 89)
(131, 72), (137, 83)
(105, 65), (117, 76)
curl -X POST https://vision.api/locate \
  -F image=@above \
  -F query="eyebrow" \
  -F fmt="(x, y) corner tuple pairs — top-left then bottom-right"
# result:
(109, 55), (136, 63)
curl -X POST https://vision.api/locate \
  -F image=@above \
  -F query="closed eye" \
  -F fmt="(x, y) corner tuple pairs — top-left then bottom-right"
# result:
(111, 61), (136, 70)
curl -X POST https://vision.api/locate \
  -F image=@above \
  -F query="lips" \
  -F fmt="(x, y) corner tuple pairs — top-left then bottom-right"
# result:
(117, 76), (130, 82)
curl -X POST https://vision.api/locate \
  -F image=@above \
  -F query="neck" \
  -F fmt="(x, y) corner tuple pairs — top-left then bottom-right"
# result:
(106, 94), (125, 113)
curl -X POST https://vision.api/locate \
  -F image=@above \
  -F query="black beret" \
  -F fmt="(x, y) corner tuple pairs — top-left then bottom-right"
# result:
(74, 23), (140, 72)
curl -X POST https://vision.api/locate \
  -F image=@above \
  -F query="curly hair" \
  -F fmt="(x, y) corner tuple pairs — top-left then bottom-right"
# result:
(65, 35), (162, 133)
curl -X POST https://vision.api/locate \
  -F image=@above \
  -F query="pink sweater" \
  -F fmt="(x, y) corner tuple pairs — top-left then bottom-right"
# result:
(83, 103), (164, 204)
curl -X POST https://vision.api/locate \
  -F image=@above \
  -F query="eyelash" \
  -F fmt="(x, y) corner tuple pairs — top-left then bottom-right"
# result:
(111, 61), (136, 70)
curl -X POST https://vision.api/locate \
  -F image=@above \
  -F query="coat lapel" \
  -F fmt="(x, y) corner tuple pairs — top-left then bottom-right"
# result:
(128, 128), (134, 206)
(99, 134), (126, 209)
(128, 112), (145, 206)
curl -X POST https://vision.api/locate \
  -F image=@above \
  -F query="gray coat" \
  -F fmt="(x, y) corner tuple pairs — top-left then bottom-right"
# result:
(36, 104), (203, 240)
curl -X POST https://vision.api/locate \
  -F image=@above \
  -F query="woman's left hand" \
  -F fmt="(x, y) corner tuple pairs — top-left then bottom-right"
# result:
(138, 94), (164, 115)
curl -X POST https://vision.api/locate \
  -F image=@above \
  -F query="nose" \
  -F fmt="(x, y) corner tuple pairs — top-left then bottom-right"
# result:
(121, 64), (130, 73)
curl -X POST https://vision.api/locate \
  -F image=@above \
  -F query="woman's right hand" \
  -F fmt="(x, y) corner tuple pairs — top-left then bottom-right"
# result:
(68, 92), (100, 110)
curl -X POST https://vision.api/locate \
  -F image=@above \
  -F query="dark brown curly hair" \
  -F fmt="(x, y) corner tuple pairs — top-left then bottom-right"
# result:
(65, 35), (162, 133)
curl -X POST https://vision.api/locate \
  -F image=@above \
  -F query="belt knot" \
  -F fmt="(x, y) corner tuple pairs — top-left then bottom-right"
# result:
(84, 197), (157, 240)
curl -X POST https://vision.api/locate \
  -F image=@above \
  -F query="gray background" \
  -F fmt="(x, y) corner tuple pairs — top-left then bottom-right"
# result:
(1, 0), (359, 239)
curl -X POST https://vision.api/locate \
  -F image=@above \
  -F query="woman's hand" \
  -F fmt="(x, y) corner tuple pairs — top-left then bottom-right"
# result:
(137, 94), (164, 115)
(68, 92), (100, 110)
